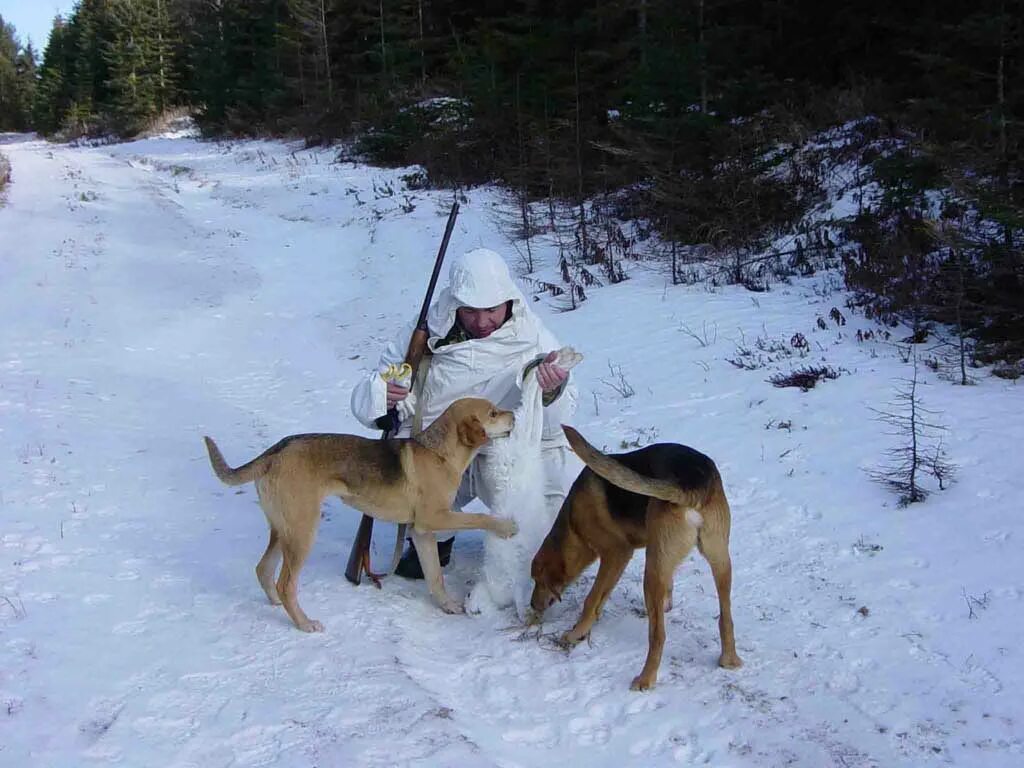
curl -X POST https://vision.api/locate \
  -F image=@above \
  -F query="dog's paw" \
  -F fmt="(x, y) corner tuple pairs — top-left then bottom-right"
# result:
(719, 651), (743, 669)
(440, 598), (465, 615)
(466, 582), (496, 615)
(494, 517), (519, 539)
(557, 630), (585, 650)
(297, 618), (324, 633)
(629, 673), (656, 692)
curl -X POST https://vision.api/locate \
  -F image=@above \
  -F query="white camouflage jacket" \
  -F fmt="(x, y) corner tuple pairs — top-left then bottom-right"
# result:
(350, 248), (577, 448)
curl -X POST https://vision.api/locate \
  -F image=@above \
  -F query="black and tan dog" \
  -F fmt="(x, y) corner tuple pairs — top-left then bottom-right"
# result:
(204, 398), (517, 632)
(530, 425), (741, 690)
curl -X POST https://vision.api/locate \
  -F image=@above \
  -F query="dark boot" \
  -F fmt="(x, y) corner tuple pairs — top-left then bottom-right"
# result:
(394, 536), (455, 579)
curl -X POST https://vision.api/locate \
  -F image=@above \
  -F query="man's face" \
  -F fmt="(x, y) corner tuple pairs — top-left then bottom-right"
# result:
(456, 301), (511, 339)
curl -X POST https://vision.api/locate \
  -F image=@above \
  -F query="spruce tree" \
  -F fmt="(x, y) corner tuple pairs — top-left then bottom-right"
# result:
(0, 16), (19, 130)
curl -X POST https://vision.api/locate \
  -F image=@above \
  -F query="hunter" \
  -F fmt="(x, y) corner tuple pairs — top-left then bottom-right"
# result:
(350, 247), (578, 577)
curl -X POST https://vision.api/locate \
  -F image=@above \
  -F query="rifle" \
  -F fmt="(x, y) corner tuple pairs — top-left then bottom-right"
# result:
(344, 200), (461, 586)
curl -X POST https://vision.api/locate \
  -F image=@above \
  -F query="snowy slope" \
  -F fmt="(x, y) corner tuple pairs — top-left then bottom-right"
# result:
(1, 133), (1021, 767)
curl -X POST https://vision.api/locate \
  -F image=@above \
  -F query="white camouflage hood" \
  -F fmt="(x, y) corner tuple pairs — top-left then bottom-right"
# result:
(426, 248), (530, 338)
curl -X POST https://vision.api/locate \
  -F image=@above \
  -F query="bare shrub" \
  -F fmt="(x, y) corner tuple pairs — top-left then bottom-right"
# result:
(600, 361), (635, 398)
(868, 354), (956, 506)
(991, 362), (1023, 381)
(0, 152), (10, 198)
(768, 366), (840, 391)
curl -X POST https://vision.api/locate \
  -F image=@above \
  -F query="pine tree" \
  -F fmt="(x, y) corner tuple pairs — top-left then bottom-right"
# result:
(286, 0), (336, 120)
(0, 16), (20, 130)
(105, 0), (177, 134)
(33, 16), (73, 134)
(0, 15), (35, 130)
(14, 42), (38, 127)
(69, 0), (117, 134)
(869, 353), (955, 506)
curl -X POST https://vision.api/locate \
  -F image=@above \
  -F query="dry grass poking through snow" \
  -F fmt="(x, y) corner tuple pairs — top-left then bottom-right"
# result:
(0, 151), (11, 200)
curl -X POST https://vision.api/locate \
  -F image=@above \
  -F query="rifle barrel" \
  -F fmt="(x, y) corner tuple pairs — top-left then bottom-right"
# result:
(416, 201), (460, 331)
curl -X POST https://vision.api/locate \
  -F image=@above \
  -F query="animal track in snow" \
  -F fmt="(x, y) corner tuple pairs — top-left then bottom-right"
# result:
(543, 686), (578, 704)
(112, 619), (149, 636)
(501, 721), (557, 747)
(567, 716), (611, 746)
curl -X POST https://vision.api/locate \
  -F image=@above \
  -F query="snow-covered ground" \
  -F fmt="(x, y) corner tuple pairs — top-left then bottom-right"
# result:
(1, 132), (1021, 767)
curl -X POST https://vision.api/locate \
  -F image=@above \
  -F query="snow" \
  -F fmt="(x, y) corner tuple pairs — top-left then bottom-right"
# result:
(1, 131), (1022, 767)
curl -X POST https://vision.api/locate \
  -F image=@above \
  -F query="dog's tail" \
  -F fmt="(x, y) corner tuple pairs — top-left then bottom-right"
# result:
(203, 436), (266, 486)
(562, 425), (706, 524)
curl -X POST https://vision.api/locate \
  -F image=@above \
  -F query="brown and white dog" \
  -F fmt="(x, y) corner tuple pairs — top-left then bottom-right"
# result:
(530, 425), (741, 690)
(204, 397), (517, 631)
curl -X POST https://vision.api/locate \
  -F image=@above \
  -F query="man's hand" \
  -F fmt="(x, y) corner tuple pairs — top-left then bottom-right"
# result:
(386, 382), (410, 409)
(536, 350), (569, 393)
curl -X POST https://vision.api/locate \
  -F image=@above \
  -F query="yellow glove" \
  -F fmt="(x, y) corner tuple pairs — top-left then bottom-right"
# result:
(380, 362), (413, 385)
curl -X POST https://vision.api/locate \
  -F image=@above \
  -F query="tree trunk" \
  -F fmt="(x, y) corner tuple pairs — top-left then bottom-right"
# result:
(379, 0), (387, 82)
(997, 0), (1011, 250)
(156, 0), (167, 112)
(955, 247), (968, 385)
(515, 71), (533, 272)
(698, 0), (708, 114)
(638, 0), (647, 66)
(908, 361), (921, 503)
(320, 0), (333, 104)
(418, 0), (425, 86)
(574, 48), (588, 262)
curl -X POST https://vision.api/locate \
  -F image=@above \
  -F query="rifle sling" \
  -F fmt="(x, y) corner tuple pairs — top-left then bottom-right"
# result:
(411, 350), (433, 437)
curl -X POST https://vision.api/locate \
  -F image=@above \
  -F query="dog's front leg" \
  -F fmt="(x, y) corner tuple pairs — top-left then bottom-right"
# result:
(423, 508), (518, 538)
(562, 548), (631, 647)
(410, 527), (463, 614)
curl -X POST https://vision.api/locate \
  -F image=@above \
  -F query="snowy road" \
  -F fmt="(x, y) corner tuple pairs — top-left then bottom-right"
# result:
(1, 133), (1021, 767)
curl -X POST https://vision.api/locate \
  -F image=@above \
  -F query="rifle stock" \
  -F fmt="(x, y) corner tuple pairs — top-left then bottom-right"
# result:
(345, 201), (460, 585)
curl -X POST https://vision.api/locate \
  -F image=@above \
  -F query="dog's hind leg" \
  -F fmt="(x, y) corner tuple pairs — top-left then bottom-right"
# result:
(631, 506), (698, 691)
(274, 506), (323, 633)
(697, 524), (742, 670)
(562, 545), (631, 646)
(256, 527), (282, 604)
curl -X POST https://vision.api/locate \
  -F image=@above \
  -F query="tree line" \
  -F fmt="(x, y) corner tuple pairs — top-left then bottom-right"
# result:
(2, 1), (1022, 359)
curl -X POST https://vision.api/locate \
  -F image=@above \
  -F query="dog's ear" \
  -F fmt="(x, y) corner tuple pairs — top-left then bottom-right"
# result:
(458, 415), (488, 448)
(531, 547), (565, 606)
(532, 544), (561, 584)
